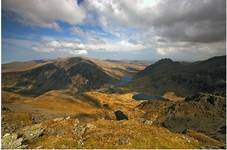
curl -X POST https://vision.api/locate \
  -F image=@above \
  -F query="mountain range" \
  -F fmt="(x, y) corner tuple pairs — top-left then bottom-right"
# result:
(1, 55), (226, 149)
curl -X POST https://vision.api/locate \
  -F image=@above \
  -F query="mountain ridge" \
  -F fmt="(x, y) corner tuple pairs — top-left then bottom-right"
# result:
(129, 55), (226, 96)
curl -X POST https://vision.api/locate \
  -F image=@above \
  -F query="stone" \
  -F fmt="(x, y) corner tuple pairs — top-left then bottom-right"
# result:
(114, 110), (128, 121)
(21, 123), (44, 141)
(181, 135), (191, 143)
(35, 145), (43, 149)
(66, 116), (71, 120)
(86, 123), (96, 130)
(118, 137), (130, 145)
(138, 118), (153, 125)
(138, 118), (146, 123)
(53, 117), (64, 121)
(74, 125), (86, 137)
(74, 119), (80, 126)
(77, 139), (84, 146)
(2, 106), (11, 112)
(2, 133), (27, 149)
(144, 120), (153, 125)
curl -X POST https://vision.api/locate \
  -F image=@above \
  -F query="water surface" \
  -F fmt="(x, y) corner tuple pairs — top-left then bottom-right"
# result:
(133, 93), (165, 101)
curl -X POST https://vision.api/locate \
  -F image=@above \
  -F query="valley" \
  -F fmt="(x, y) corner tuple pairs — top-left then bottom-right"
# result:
(1, 56), (226, 149)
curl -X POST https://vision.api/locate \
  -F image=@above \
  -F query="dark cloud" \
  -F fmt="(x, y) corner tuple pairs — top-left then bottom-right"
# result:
(2, 0), (226, 61)
(89, 0), (226, 43)
(151, 0), (226, 43)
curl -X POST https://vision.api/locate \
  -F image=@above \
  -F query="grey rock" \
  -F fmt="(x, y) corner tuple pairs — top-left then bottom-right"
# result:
(20, 123), (44, 141)
(74, 125), (86, 137)
(138, 118), (153, 125)
(138, 118), (146, 123)
(74, 119), (80, 126)
(86, 123), (96, 130)
(53, 117), (64, 121)
(35, 145), (43, 149)
(144, 120), (153, 125)
(2, 133), (27, 149)
(65, 116), (71, 120)
(118, 137), (130, 145)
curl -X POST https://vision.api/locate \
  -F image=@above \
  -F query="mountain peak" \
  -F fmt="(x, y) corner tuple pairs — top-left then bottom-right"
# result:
(155, 58), (174, 64)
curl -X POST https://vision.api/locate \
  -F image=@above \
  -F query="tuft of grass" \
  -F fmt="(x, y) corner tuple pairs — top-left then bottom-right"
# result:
(29, 135), (78, 149)
(2, 111), (33, 135)
(184, 129), (225, 148)
(83, 120), (203, 149)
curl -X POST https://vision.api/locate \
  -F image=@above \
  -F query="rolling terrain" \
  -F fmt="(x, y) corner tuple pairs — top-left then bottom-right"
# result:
(2, 57), (147, 96)
(1, 56), (226, 149)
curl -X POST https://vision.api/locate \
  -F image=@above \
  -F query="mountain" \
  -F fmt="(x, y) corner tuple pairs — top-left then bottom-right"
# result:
(2, 57), (115, 96)
(129, 56), (226, 96)
(2, 56), (225, 149)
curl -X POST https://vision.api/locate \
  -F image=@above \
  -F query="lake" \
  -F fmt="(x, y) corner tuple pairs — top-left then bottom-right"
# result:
(133, 93), (165, 101)
(118, 76), (133, 85)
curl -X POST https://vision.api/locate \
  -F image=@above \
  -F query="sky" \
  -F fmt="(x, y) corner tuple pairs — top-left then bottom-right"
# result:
(2, 0), (226, 63)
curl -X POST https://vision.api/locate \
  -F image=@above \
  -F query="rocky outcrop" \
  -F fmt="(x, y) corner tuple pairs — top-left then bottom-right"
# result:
(19, 123), (44, 142)
(138, 93), (226, 141)
(2, 133), (26, 149)
(2, 123), (44, 149)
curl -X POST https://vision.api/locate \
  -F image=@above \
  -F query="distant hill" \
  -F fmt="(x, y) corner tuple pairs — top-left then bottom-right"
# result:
(2, 57), (115, 96)
(129, 56), (226, 96)
(2, 57), (147, 78)
(2, 60), (50, 73)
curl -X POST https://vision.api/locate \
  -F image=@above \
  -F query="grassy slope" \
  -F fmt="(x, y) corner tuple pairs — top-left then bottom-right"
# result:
(2, 90), (225, 148)
(28, 118), (225, 149)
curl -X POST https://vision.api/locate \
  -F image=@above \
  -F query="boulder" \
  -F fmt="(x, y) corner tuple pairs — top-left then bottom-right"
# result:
(20, 123), (44, 142)
(114, 110), (128, 121)
(2, 133), (26, 149)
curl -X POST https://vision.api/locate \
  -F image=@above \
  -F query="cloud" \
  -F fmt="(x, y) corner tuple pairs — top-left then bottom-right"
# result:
(87, 0), (226, 43)
(2, 0), (226, 61)
(84, 0), (226, 60)
(2, 0), (85, 30)
(154, 41), (226, 61)
(32, 40), (88, 55)
(3, 38), (37, 48)
(32, 38), (145, 55)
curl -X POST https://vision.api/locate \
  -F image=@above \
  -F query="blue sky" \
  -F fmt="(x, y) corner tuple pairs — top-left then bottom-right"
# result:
(2, 0), (226, 63)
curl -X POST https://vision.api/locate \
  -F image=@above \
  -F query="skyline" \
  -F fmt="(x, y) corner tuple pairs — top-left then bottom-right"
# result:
(2, 0), (226, 63)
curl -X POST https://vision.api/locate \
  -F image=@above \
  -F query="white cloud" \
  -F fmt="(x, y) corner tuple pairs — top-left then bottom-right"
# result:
(3, 0), (226, 61)
(154, 41), (226, 61)
(86, 0), (225, 42)
(32, 38), (145, 55)
(32, 40), (87, 55)
(84, 0), (225, 60)
(3, 0), (85, 30)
